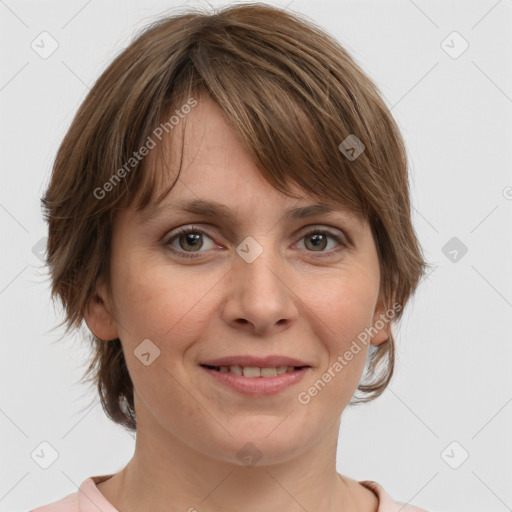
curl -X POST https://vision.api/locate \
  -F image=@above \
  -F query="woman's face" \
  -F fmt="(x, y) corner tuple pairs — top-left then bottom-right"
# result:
(88, 97), (390, 465)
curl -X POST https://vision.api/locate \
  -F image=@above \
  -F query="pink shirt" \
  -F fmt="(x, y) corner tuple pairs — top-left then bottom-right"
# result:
(30, 474), (429, 512)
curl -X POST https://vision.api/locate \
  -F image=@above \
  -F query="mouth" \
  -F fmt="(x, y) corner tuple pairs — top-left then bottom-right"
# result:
(200, 364), (308, 377)
(198, 356), (311, 396)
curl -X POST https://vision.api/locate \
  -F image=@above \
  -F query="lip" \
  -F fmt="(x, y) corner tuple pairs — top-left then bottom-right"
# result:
(200, 365), (310, 396)
(199, 355), (310, 367)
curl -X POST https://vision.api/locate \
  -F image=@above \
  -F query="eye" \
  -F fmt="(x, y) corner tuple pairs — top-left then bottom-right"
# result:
(295, 228), (347, 257)
(165, 226), (218, 258)
(164, 225), (348, 259)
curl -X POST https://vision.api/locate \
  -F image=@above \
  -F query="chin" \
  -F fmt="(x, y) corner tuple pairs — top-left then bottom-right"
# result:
(198, 424), (308, 467)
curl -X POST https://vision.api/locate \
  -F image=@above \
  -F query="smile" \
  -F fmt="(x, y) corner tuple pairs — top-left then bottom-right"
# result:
(199, 364), (310, 396)
(201, 364), (306, 377)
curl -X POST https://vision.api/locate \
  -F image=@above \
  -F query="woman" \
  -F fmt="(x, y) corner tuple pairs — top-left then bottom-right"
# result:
(33, 3), (429, 511)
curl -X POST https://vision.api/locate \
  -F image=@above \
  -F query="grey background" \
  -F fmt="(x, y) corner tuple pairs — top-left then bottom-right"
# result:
(1, 0), (511, 511)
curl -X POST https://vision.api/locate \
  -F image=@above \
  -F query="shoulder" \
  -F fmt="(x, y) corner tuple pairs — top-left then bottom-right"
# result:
(29, 491), (78, 512)
(359, 480), (430, 512)
(30, 474), (117, 512)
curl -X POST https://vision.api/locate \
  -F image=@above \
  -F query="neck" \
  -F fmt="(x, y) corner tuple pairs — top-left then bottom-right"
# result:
(97, 418), (371, 512)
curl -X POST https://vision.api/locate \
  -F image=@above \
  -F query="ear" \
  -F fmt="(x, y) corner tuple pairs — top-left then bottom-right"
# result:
(84, 280), (119, 341)
(369, 292), (393, 347)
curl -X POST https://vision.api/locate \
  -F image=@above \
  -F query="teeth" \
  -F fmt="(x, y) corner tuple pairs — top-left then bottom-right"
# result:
(243, 366), (261, 378)
(260, 367), (277, 377)
(210, 365), (304, 377)
(230, 365), (243, 375)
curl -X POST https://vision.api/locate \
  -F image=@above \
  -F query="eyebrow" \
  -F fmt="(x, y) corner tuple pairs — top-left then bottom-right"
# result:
(143, 198), (342, 223)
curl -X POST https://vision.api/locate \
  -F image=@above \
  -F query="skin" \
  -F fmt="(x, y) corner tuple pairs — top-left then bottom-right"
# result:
(85, 95), (390, 512)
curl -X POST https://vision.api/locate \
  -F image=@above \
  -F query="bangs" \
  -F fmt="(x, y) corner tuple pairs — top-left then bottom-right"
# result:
(115, 25), (373, 221)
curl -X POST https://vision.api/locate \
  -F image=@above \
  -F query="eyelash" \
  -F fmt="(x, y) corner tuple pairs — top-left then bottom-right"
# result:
(164, 224), (348, 259)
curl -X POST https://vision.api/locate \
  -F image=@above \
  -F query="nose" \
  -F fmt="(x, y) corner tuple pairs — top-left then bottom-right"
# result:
(220, 242), (299, 336)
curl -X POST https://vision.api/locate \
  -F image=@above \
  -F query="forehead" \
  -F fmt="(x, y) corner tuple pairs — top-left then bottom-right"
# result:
(134, 95), (367, 228)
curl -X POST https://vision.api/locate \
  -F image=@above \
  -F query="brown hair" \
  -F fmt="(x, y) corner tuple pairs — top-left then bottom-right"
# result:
(42, 2), (428, 432)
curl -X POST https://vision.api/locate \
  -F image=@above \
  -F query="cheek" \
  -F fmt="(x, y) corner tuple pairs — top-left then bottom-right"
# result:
(302, 269), (378, 397)
(108, 255), (210, 414)
(311, 268), (378, 347)
(111, 251), (172, 332)
(110, 251), (218, 357)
